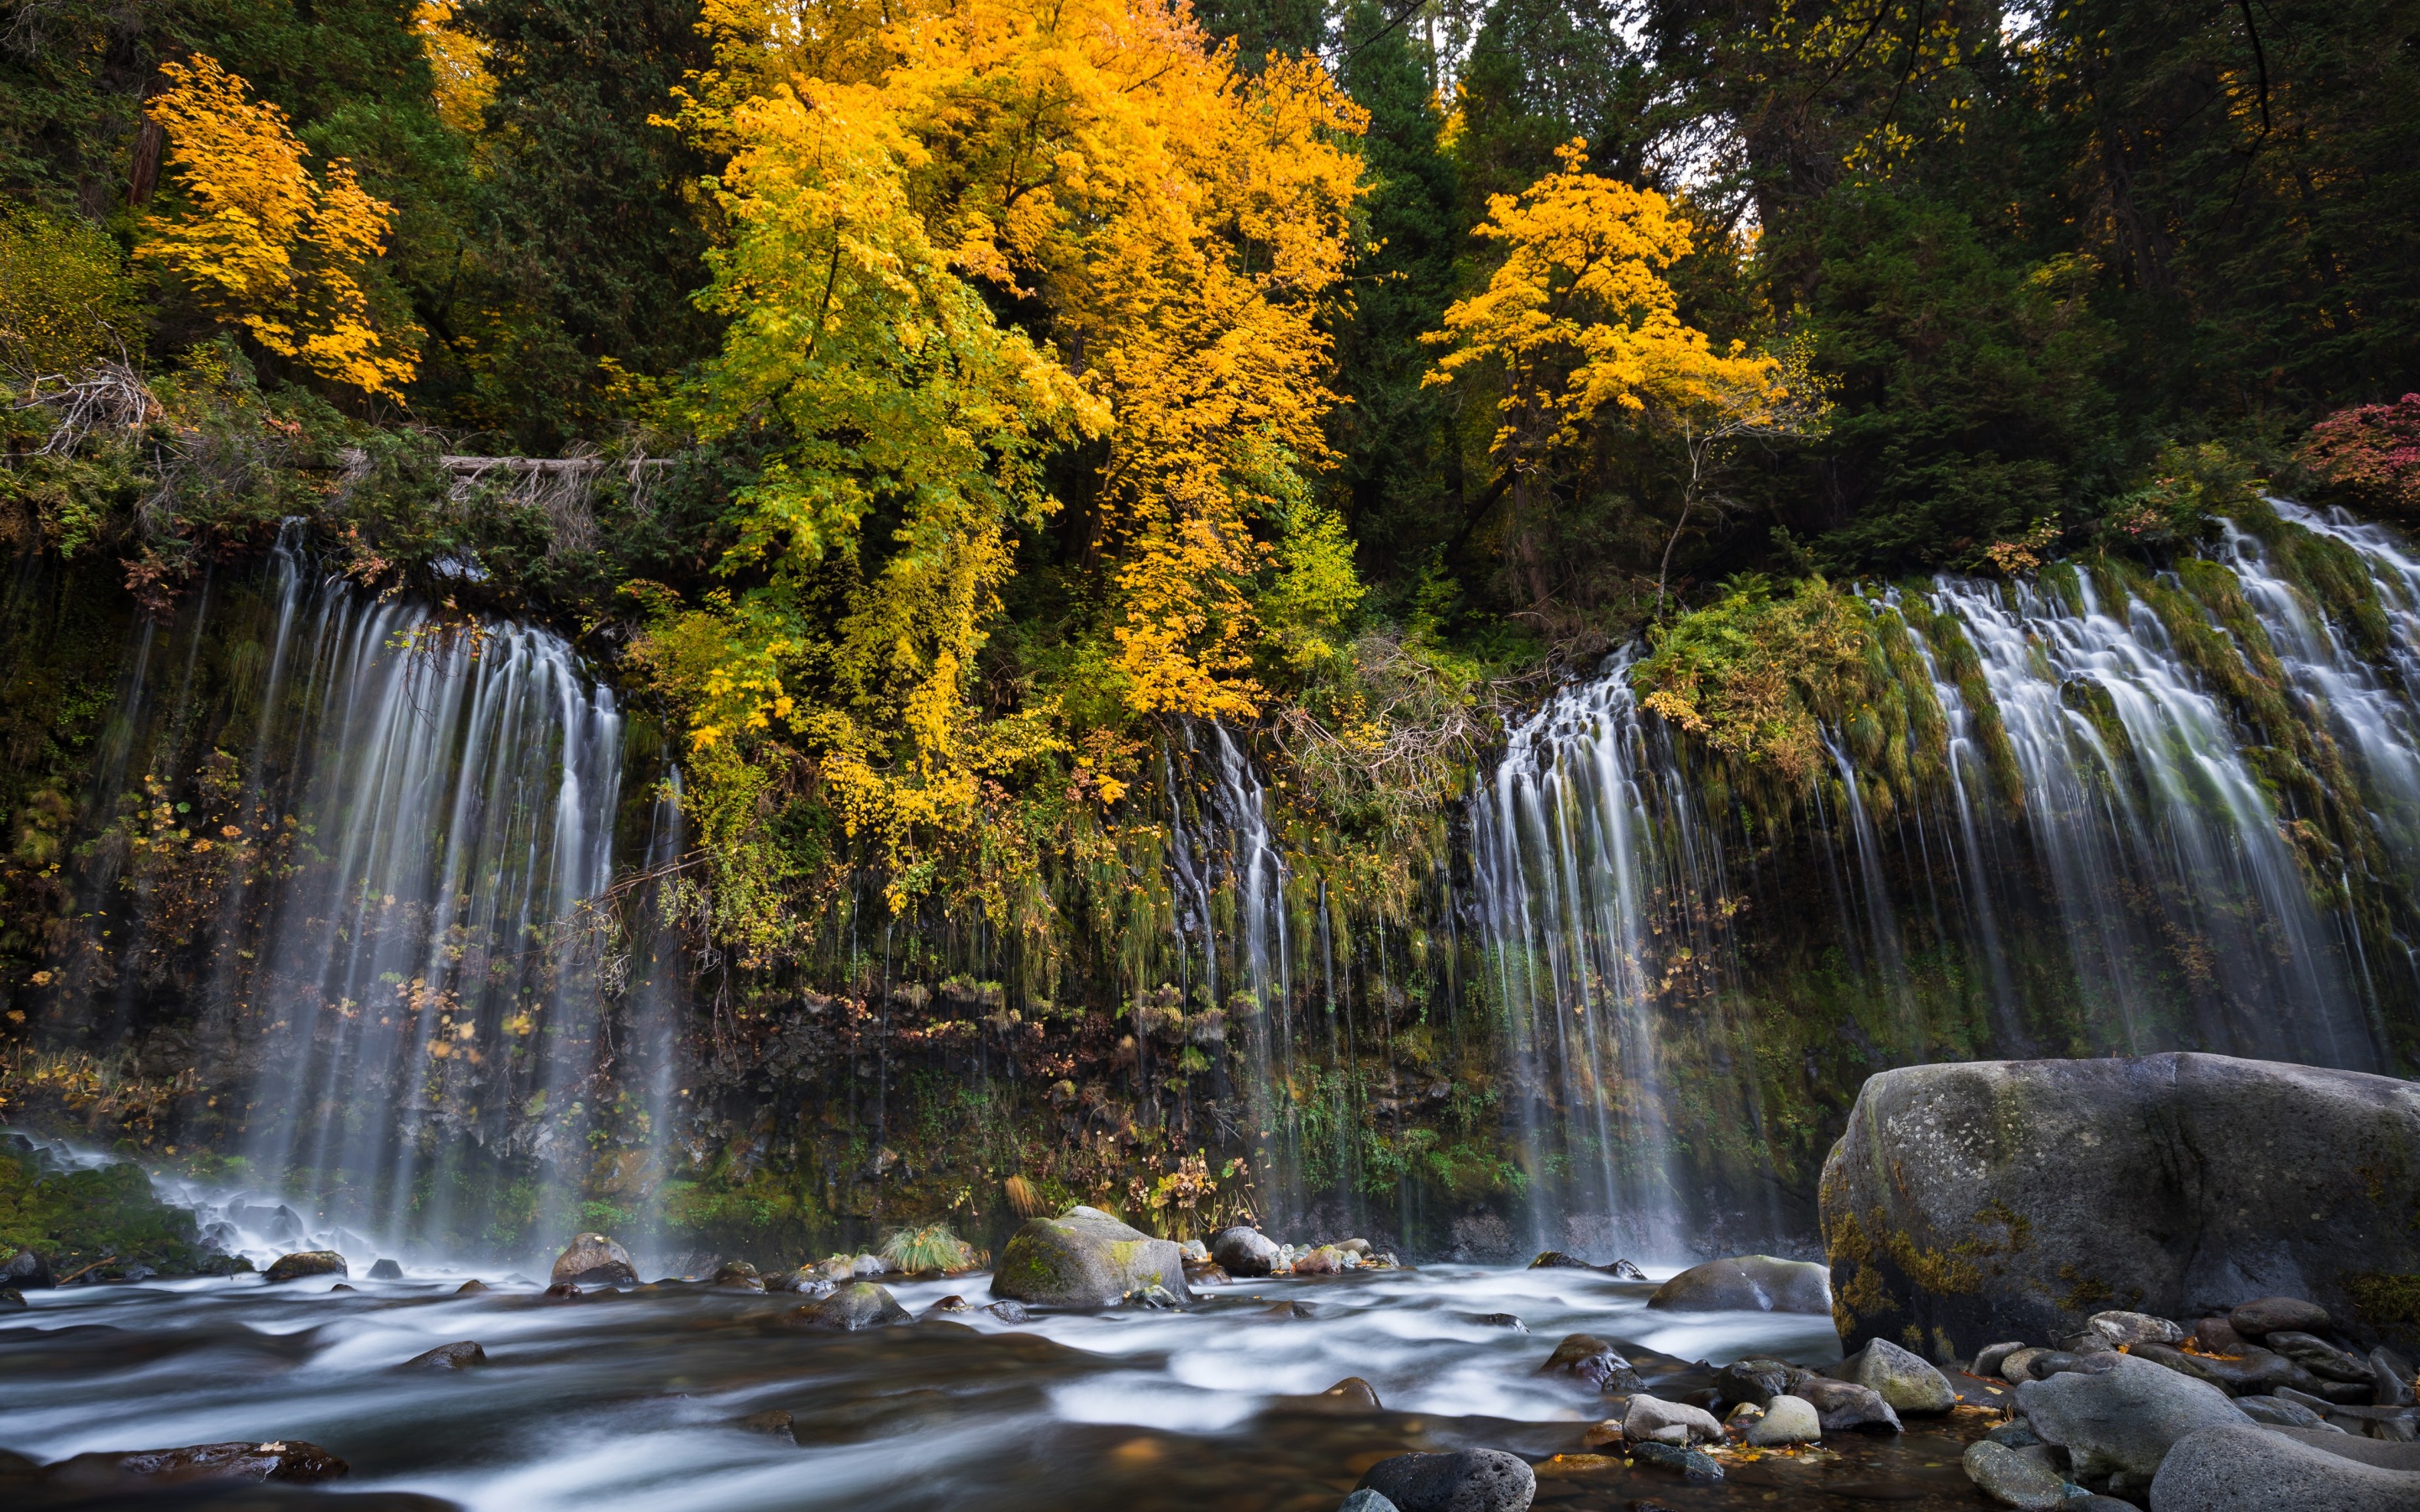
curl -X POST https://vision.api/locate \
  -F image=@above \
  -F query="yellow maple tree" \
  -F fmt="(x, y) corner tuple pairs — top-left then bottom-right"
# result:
(139, 54), (418, 397)
(1424, 142), (1810, 603)
(646, 0), (1366, 927)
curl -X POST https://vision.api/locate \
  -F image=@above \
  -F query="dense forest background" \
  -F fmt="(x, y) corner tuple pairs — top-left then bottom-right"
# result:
(4, 0), (2420, 1257)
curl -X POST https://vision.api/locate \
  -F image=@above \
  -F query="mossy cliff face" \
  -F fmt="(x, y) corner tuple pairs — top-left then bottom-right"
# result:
(3, 499), (2418, 1266)
(1818, 1054), (2420, 1354)
(0, 1135), (236, 1278)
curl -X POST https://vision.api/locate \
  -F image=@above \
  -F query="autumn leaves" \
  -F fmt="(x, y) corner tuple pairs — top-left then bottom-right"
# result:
(139, 56), (417, 399)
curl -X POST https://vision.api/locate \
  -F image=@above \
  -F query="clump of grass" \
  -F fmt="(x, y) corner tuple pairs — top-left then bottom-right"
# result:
(880, 1223), (978, 1273)
(1004, 1174), (1046, 1217)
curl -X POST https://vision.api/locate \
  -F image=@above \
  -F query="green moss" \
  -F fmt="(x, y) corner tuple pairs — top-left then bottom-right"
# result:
(2341, 1271), (2420, 1334)
(0, 1140), (221, 1276)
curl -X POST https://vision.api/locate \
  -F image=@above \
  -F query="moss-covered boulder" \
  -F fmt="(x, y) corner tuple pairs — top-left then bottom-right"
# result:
(0, 1135), (226, 1278)
(990, 1205), (1191, 1308)
(1820, 1053), (2420, 1359)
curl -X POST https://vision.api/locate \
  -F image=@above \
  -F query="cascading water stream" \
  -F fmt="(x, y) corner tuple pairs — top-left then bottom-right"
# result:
(1915, 570), (2380, 1068)
(1470, 657), (1699, 1262)
(233, 528), (629, 1257)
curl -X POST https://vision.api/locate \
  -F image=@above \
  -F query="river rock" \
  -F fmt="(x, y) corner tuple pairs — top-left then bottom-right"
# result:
(1294, 1245), (1351, 1276)
(2233, 1394), (2328, 1427)
(1623, 1394), (1723, 1445)
(1645, 1254), (1830, 1314)
(2265, 1331), (2375, 1383)
(1819, 1054), (2420, 1359)
(790, 1281), (912, 1330)
(1973, 1341), (2027, 1379)
(402, 1341), (487, 1368)
(1339, 1494), (1400, 1512)
(1791, 1375), (1903, 1432)
(1276, 1377), (1384, 1415)
(2002, 1347), (2053, 1383)
(2229, 1297), (2331, 1340)
(1712, 1356), (1792, 1408)
(2372, 1347), (2417, 1408)
(365, 1258), (403, 1280)
(0, 1287), (21, 1309)
(454, 1278), (488, 1294)
(2196, 1317), (2250, 1356)
(1837, 1336), (1958, 1413)
(264, 1250), (347, 1283)
(0, 1247), (50, 1289)
(2017, 1352), (2251, 1492)
(1355, 1447), (1537, 1511)
(1746, 1394), (1821, 1446)
(1540, 1334), (1645, 1394)
(713, 1261), (765, 1291)
(2091, 1310), (2187, 1349)
(2148, 1423), (2420, 1510)
(992, 1206), (1190, 1307)
(1210, 1226), (1281, 1278)
(45, 1440), (350, 1488)
(1628, 1441), (1723, 1483)
(550, 1233), (638, 1287)
(1963, 1438), (2071, 1509)
(986, 1299), (1032, 1322)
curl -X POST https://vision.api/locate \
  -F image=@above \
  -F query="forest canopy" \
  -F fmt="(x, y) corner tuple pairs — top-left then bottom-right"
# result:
(4, 0), (2418, 948)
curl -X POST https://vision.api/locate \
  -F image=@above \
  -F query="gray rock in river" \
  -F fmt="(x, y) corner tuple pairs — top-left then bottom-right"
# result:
(0, 1287), (21, 1309)
(45, 1440), (350, 1488)
(1355, 1447), (1536, 1511)
(2228, 1296), (2331, 1340)
(1973, 1341), (2028, 1379)
(992, 1206), (1191, 1307)
(2372, 1347), (2417, 1408)
(1712, 1356), (1792, 1408)
(2017, 1352), (2251, 1494)
(2089, 1310), (2187, 1349)
(788, 1281), (912, 1330)
(1539, 1333), (1644, 1394)
(1623, 1394), (1723, 1445)
(401, 1340), (487, 1369)
(1818, 1053), (2420, 1357)
(1627, 1441), (1723, 1483)
(1835, 1336), (1958, 1413)
(1789, 1375), (1903, 1432)
(1209, 1226), (1281, 1278)
(1644, 1254), (1830, 1314)
(2265, 1330), (2375, 1383)
(264, 1250), (347, 1283)
(550, 1232), (638, 1287)
(2232, 1394), (2329, 1428)
(1746, 1394), (1821, 1446)
(0, 1247), (50, 1289)
(2148, 1423), (2420, 1511)
(1962, 1439), (2071, 1509)
(1337, 1494), (1400, 1512)
(366, 1258), (403, 1280)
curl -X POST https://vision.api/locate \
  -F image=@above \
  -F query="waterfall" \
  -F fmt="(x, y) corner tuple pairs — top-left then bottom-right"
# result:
(1915, 569), (2380, 1068)
(1162, 724), (1297, 1223)
(1470, 656), (1722, 1262)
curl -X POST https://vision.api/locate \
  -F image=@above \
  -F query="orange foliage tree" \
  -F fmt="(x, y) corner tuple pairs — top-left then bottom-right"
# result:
(139, 54), (419, 397)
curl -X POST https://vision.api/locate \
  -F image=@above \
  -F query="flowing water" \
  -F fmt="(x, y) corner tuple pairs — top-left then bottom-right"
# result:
(0, 1243), (2025, 1512)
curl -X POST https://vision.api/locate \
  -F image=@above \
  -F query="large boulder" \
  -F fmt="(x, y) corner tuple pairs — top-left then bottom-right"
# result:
(1539, 1333), (1644, 1394)
(991, 1206), (1191, 1307)
(2149, 1424), (2420, 1511)
(2018, 1352), (2251, 1494)
(1645, 1254), (1830, 1314)
(550, 1233), (637, 1287)
(1820, 1053), (2420, 1357)
(1210, 1226), (1281, 1277)
(789, 1281), (912, 1330)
